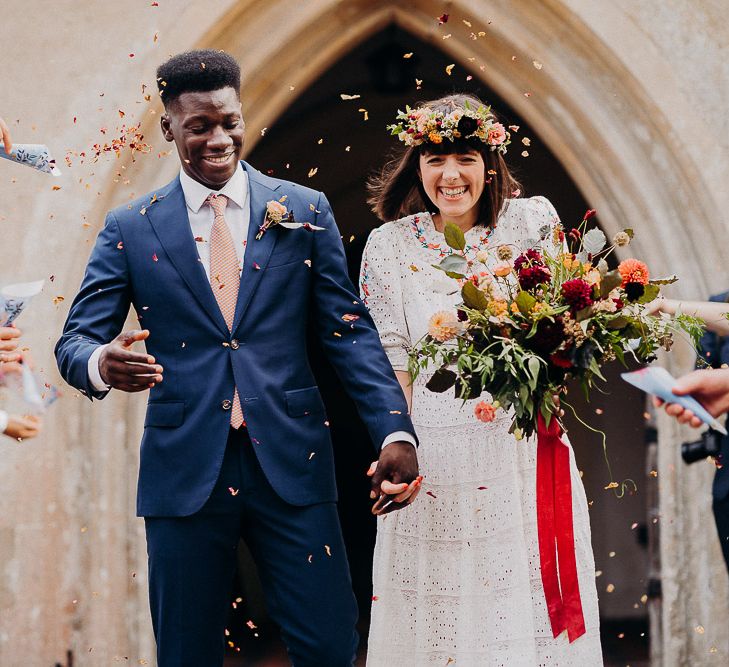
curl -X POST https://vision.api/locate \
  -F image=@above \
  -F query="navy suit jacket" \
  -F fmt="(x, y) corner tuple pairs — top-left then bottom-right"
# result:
(696, 291), (729, 501)
(55, 162), (415, 516)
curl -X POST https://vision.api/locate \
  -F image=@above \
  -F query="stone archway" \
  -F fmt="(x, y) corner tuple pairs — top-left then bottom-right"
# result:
(55, 1), (728, 664)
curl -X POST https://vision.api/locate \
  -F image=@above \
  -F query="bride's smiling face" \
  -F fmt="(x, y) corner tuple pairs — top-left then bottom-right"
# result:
(418, 149), (486, 227)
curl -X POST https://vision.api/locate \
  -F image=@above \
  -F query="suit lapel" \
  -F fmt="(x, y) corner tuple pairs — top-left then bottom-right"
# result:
(145, 178), (229, 335)
(231, 163), (281, 335)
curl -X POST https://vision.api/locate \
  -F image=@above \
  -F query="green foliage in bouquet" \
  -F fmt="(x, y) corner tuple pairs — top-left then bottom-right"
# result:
(408, 210), (704, 439)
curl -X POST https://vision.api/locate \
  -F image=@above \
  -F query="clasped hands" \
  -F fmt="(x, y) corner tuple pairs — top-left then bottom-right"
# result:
(367, 441), (421, 516)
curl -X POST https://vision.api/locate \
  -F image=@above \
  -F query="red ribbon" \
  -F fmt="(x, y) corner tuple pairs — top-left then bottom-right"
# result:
(536, 413), (586, 642)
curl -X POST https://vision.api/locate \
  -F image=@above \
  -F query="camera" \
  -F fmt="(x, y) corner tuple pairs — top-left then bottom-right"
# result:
(681, 428), (722, 464)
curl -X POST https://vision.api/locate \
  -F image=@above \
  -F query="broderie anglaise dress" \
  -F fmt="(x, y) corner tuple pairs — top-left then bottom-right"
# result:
(360, 196), (603, 666)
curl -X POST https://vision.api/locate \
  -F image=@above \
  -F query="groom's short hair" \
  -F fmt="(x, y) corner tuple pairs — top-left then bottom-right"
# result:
(156, 49), (240, 108)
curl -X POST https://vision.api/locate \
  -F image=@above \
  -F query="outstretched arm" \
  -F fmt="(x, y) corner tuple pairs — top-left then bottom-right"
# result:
(647, 297), (729, 336)
(654, 368), (729, 428)
(55, 211), (161, 398)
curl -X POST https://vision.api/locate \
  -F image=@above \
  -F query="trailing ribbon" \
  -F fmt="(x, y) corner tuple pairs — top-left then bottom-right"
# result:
(536, 413), (586, 642)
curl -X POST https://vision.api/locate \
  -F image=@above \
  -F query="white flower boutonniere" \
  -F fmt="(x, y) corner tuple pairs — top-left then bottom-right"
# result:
(257, 199), (326, 240)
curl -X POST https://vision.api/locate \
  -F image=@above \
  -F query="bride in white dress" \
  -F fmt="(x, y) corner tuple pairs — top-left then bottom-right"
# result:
(360, 94), (603, 666)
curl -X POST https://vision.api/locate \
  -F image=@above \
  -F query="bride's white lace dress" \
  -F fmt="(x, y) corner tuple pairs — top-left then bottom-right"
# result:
(360, 197), (603, 666)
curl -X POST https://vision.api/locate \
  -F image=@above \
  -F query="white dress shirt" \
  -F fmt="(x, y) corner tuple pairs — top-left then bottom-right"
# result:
(87, 165), (413, 450)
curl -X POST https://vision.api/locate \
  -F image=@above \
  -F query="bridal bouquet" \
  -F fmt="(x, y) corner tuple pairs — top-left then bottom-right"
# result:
(408, 210), (704, 439)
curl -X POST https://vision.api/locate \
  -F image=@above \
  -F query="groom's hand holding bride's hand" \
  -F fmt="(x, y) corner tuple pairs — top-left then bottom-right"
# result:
(367, 442), (421, 515)
(99, 329), (164, 392)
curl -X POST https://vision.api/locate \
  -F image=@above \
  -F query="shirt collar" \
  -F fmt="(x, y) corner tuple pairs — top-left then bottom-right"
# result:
(179, 162), (248, 213)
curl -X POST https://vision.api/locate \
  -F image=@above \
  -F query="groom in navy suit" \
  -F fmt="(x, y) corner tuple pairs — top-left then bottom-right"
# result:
(56, 50), (419, 666)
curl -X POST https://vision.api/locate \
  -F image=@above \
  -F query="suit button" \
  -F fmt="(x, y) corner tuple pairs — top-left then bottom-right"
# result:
(222, 399), (232, 410)
(230, 339), (240, 350)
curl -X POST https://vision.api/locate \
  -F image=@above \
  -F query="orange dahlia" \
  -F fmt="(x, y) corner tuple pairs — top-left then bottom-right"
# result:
(618, 258), (649, 287)
(428, 311), (462, 342)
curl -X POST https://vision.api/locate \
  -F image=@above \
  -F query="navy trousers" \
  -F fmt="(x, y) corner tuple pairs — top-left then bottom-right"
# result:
(145, 428), (359, 666)
(713, 495), (729, 573)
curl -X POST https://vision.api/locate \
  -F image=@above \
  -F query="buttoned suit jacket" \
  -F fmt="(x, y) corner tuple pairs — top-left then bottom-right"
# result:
(55, 162), (415, 516)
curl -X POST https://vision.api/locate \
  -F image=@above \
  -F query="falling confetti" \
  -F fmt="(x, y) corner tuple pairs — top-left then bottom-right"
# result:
(340, 94), (361, 100)
(445, 63), (455, 75)
(533, 60), (543, 70)
(438, 13), (449, 24)
(403, 52), (413, 59)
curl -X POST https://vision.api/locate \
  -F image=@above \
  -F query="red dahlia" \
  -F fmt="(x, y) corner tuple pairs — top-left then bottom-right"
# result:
(514, 248), (544, 272)
(561, 278), (593, 310)
(518, 265), (551, 290)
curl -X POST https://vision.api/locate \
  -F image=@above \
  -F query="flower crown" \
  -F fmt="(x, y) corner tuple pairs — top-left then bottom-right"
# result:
(387, 102), (510, 154)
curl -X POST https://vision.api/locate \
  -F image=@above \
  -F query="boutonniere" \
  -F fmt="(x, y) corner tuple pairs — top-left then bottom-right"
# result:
(256, 199), (325, 240)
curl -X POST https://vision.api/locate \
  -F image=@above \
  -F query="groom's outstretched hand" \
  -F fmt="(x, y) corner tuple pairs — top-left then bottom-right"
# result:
(99, 329), (164, 392)
(368, 442), (420, 515)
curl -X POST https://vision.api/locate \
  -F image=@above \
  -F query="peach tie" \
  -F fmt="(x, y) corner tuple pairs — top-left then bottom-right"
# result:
(207, 193), (244, 429)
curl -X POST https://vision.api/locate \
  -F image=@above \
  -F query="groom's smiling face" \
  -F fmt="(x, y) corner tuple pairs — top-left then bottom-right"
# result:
(161, 86), (245, 190)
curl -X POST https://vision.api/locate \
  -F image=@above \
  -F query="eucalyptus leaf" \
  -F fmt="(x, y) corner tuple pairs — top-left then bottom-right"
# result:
(582, 228), (607, 254)
(606, 315), (629, 330)
(444, 223), (466, 251)
(520, 238), (539, 252)
(436, 255), (468, 274)
(575, 305), (594, 322)
(462, 281), (489, 310)
(576, 250), (589, 263)
(597, 258), (609, 276)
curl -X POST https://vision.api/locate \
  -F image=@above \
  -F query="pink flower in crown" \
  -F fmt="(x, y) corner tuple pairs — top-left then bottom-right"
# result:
(487, 123), (507, 146)
(257, 199), (288, 240)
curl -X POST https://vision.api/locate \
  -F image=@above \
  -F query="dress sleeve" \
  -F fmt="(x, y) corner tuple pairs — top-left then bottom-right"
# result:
(359, 226), (411, 372)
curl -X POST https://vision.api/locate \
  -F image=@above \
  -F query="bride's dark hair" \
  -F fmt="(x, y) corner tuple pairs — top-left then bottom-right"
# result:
(367, 93), (521, 228)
